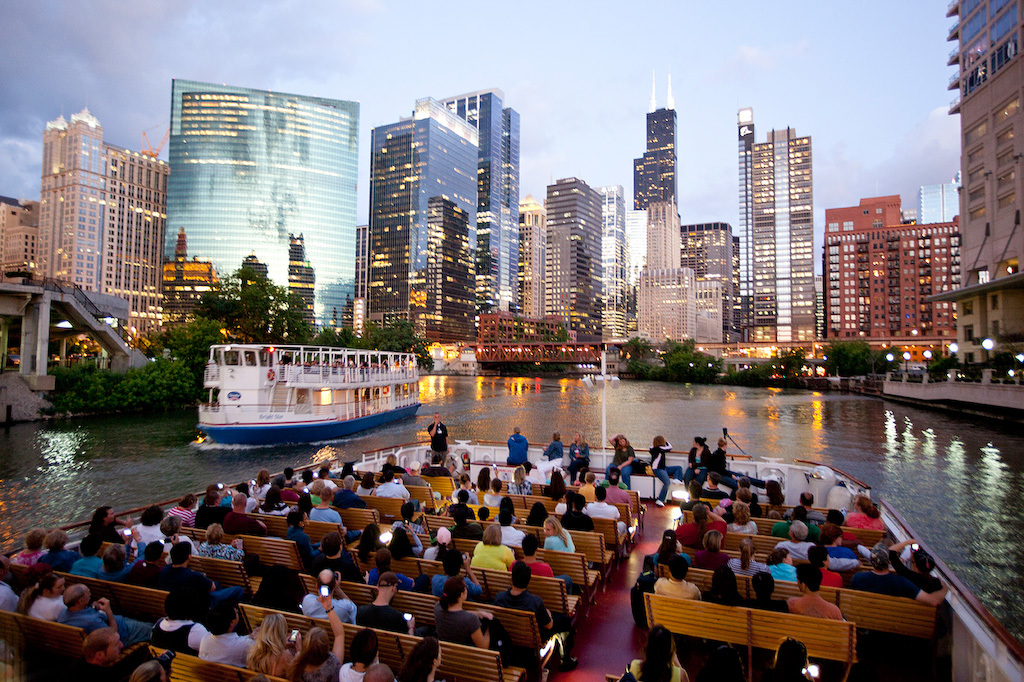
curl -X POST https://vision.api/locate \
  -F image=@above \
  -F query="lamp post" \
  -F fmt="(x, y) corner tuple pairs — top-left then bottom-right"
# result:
(903, 351), (911, 373)
(583, 348), (619, 458)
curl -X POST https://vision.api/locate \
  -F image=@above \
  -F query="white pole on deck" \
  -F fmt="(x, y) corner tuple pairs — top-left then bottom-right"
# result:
(601, 350), (608, 458)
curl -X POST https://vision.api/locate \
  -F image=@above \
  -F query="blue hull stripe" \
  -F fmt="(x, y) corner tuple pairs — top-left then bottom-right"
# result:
(198, 404), (421, 445)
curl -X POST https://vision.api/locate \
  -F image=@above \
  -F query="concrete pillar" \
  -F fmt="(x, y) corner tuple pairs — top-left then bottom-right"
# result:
(60, 338), (67, 368)
(948, 369), (957, 383)
(19, 301), (36, 376)
(33, 297), (49, 377)
(0, 318), (8, 371)
(982, 369), (994, 384)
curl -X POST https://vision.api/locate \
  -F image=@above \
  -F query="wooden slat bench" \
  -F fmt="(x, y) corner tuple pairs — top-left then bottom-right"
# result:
(151, 646), (288, 682)
(360, 495), (411, 523)
(58, 572), (168, 622)
(477, 567), (578, 619)
(422, 476), (456, 500)
(335, 506), (381, 532)
(189, 555), (253, 594)
(406, 485), (439, 512)
(534, 548), (599, 604)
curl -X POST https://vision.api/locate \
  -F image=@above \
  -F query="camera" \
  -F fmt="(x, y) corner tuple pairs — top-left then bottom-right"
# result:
(319, 585), (330, 597)
(156, 649), (176, 672)
(403, 613), (413, 621)
(122, 529), (132, 537)
(911, 543), (920, 551)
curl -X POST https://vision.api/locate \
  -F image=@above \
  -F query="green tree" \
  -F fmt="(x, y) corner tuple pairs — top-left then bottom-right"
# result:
(363, 320), (433, 370)
(822, 340), (895, 377)
(196, 266), (312, 344)
(158, 316), (226, 393)
(658, 339), (721, 383)
(311, 326), (362, 349)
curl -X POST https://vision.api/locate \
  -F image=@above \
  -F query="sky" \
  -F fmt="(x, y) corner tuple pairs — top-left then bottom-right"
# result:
(0, 0), (961, 254)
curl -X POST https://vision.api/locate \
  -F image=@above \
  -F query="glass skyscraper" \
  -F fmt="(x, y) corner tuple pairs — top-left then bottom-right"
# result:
(917, 175), (961, 223)
(439, 90), (520, 314)
(737, 107), (755, 336)
(368, 99), (478, 343)
(633, 107), (677, 210)
(165, 79), (359, 327)
(597, 185), (627, 340)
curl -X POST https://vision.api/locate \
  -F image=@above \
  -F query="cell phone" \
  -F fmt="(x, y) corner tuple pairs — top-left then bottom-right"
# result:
(250, 479), (256, 487)
(803, 664), (820, 677)
(288, 629), (299, 643)
(911, 543), (920, 551)
(319, 585), (330, 597)
(217, 482), (224, 490)
(403, 612), (413, 621)
(122, 528), (132, 537)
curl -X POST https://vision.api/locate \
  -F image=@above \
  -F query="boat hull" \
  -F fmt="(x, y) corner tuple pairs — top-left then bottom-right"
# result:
(198, 403), (421, 446)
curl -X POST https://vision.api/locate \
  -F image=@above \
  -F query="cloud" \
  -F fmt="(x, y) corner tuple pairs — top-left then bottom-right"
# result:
(0, 138), (40, 202)
(703, 40), (811, 85)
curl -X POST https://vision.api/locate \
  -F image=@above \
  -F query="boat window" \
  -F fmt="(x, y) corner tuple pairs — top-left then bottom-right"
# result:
(224, 350), (240, 366)
(259, 351), (272, 366)
(243, 351), (257, 366)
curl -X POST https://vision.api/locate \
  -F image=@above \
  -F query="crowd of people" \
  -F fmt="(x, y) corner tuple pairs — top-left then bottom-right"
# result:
(2, 417), (952, 682)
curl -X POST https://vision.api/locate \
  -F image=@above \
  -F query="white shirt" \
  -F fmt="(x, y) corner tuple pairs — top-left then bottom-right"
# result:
(483, 493), (504, 507)
(0, 582), (18, 612)
(500, 525), (526, 548)
(28, 595), (67, 621)
(774, 540), (815, 562)
(320, 478), (338, 491)
(339, 663), (367, 682)
(158, 618), (210, 651)
(133, 523), (165, 547)
(584, 501), (621, 520)
(199, 632), (254, 667)
(375, 480), (410, 500)
(253, 483), (271, 502)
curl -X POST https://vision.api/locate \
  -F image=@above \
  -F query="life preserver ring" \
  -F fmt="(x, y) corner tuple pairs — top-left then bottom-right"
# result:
(267, 369), (276, 381)
(383, 386), (390, 395)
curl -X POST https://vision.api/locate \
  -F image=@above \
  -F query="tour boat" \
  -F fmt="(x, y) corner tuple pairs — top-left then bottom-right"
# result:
(197, 344), (421, 445)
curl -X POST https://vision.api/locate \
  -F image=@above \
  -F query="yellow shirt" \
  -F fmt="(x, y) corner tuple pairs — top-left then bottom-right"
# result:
(579, 484), (596, 503)
(471, 542), (515, 570)
(629, 660), (686, 682)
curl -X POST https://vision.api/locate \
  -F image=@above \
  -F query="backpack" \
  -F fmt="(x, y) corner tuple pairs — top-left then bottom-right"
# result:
(630, 557), (658, 627)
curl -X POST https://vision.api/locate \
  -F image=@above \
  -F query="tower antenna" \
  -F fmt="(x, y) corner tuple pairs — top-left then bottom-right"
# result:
(649, 69), (657, 113)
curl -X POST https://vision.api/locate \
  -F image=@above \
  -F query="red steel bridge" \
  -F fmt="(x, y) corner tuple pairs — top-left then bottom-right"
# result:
(474, 342), (603, 364)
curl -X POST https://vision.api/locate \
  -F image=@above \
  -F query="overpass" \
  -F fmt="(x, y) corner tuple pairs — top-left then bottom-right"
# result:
(0, 278), (147, 390)
(474, 342), (603, 365)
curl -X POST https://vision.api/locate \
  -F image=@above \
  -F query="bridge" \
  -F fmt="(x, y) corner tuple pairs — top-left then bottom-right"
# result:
(474, 342), (603, 365)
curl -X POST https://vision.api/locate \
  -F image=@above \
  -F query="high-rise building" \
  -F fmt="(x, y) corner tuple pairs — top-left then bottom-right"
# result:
(368, 98), (478, 343)
(544, 178), (603, 342)
(597, 185), (628, 340)
(752, 127), (815, 342)
(624, 208), (646, 332)
(39, 109), (168, 333)
(737, 107), (756, 335)
(918, 175), (962, 223)
(518, 195), (546, 320)
(695, 280), (724, 343)
(638, 267), (697, 342)
(352, 224), (369, 335)
(633, 76), (677, 210)
(166, 80), (359, 327)
(288, 234), (315, 324)
(645, 202), (681, 270)
(824, 195), (960, 340)
(440, 90), (520, 314)
(681, 222), (737, 341)
(162, 227), (216, 325)
(241, 254), (269, 280)
(939, 1), (1024, 359)
(0, 198), (39, 277)
(814, 274), (824, 341)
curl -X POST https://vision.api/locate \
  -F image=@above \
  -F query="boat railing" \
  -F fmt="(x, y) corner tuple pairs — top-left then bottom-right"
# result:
(204, 364), (220, 384)
(279, 364), (418, 387)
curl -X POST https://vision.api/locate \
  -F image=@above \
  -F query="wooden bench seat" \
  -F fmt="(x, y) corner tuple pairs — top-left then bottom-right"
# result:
(422, 475), (456, 499)
(476, 567), (578, 619)
(59, 572), (168, 622)
(335, 506), (381, 532)
(189, 555), (253, 594)
(0, 609), (85, 659)
(406, 485), (439, 512)
(151, 646), (288, 682)
(360, 495), (412, 523)
(534, 548), (599, 604)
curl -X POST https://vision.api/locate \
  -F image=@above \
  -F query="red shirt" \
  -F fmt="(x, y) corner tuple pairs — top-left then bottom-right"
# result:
(675, 520), (727, 548)
(525, 560), (554, 578)
(820, 568), (844, 588)
(280, 489), (300, 503)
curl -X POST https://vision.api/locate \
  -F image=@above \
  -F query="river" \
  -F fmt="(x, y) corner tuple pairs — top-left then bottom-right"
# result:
(1, 376), (1022, 640)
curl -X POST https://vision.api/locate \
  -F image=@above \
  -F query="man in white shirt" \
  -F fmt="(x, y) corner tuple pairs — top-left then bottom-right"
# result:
(583, 486), (627, 534)
(774, 520), (816, 562)
(0, 557), (18, 612)
(198, 604), (253, 667)
(498, 509), (526, 548)
(301, 569), (357, 623)
(374, 470), (411, 500)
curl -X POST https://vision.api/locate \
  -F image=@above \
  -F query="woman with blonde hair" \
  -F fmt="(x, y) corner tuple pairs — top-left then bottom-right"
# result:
(253, 469), (272, 502)
(11, 529), (47, 567)
(508, 465), (532, 496)
(543, 516), (575, 553)
(246, 612), (298, 677)
(287, 594), (346, 682)
(198, 523), (245, 561)
(727, 537), (769, 577)
(471, 524), (515, 570)
(727, 501), (758, 535)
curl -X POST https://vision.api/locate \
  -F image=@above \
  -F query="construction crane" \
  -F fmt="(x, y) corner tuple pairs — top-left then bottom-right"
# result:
(141, 126), (169, 159)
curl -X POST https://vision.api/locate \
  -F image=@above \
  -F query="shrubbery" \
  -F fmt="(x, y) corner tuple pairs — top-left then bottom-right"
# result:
(47, 359), (196, 414)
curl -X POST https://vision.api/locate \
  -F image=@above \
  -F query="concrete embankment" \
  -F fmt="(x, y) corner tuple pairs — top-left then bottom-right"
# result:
(0, 373), (51, 422)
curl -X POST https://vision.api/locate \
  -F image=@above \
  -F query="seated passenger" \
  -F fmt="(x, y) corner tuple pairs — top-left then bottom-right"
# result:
(584, 485), (627, 534)
(727, 536), (769, 577)
(787, 564), (844, 620)
(726, 501), (758, 535)
(151, 589), (210, 656)
(745, 571), (788, 612)
(498, 508), (526, 547)
(772, 506), (820, 542)
(376, 470), (411, 501)
(70, 534), (104, 578)
(655, 555), (701, 600)
(98, 544), (137, 582)
(888, 539), (944, 594)
(650, 529), (690, 568)
(332, 476), (368, 509)
(601, 467), (632, 506)
(703, 565), (743, 606)
(311, 531), (364, 584)
(845, 494), (884, 530)
(700, 472), (731, 501)
(309, 485), (344, 524)
(392, 501), (426, 539)
(0, 557), (17, 613)
(819, 523), (862, 572)
(194, 486), (230, 530)
(356, 571), (416, 635)
(783, 492), (827, 525)
(301, 569), (357, 623)
(450, 506), (484, 541)
(431, 547), (483, 599)
(246, 612), (299, 677)
(340, 628), (379, 680)
(850, 545), (948, 606)
(433, 577), (494, 649)
(483, 479), (505, 507)
(223, 494), (268, 537)
(252, 565), (303, 614)
(402, 461), (429, 489)
(20, 573), (67, 621)
(198, 603), (253, 667)
(158, 542), (245, 610)
(11, 528), (47, 568)
(766, 547), (797, 583)
(471, 524), (515, 571)
(495, 561), (577, 672)
(37, 530), (80, 572)
(366, 548), (414, 590)
(132, 505), (166, 556)
(451, 474), (478, 505)
(286, 510), (322, 571)
(675, 502), (727, 549)
(578, 471), (597, 503)
(197, 523), (245, 562)
(773, 521), (814, 562)
(356, 472), (376, 497)
(807, 545), (843, 588)
(561, 492), (595, 532)
(258, 485), (290, 516)
(507, 465), (532, 496)
(543, 517), (575, 553)
(59, 583), (152, 646)
(629, 624), (686, 682)
(693, 530), (730, 571)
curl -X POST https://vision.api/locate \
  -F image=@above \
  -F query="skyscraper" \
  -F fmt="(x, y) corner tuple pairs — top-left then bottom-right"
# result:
(439, 90), (520, 314)
(681, 222), (737, 340)
(917, 175), (962, 223)
(368, 98), (478, 343)
(166, 79), (359, 327)
(518, 195), (546, 320)
(624, 208), (647, 332)
(40, 109), (168, 333)
(0, 198), (39, 277)
(752, 127), (815, 342)
(638, 201), (698, 342)
(288, 234), (315, 324)
(737, 107), (756, 337)
(162, 227), (216, 326)
(633, 77), (677, 210)
(544, 178), (603, 342)
(597, 185), (627, 340)
(352, 224), (369, 336)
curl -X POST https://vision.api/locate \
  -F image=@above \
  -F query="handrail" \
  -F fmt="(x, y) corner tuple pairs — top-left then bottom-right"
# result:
(793, 459), (871, 490)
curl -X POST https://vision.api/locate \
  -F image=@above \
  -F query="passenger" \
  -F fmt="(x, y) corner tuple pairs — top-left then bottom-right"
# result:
(0, 557), (16, 612)
(651, 529), (689, 568)
(199, 603), (254, 667)
(675, 502), (727, 548)
(508, 465), (532, 496)
(578, 471), (597, 503)
(818, 524), (862, 572)
(628, 623), (687, 681)
(471, 524), (515, 570)
(772, 506), (820, 542)
(543, 432), (564, 462)
(158, 542), (245, 610)
(70, 534), (105, 578)
(518, 533), (553, 577)
(19, 572), (67, 620)
(224, 493), (268, 536)
(745, 571), (788, 613)
(197, 523), (245, 561)
(888, 540), (945, 594)
(259, 485), (290, 516)
(727, 537), (769, 577)
(450, 506), (484, 540)
(37, 529), (80, 572)
(132, 505), (165, 555)
(286, 621), (344, 682)
(703, 565), (742, 606)
(311, 531), (364, 584)
(398, 636), (442, 682)
(392, 501), (425, 543)
(422, 452), (451, 478)
(126, 542), (166, 588)
(332, 476), (368, 509)
(567, 432), (590, 484)
(787, 564), (844, 621)
(735, 482), (763, 518)
(308, 490), (342, 524)
(476, 465), (492, 496)
(694, 645), (746, 682)
(431, 548), (483, 600)
(301, 569), (357, 623)
(584, 485), (628, 535)
(525, 501), (549, 528)
(700, 438), (740, 490)
(549, 473), (568, 513)
(807, 545), (844, 588)
(506, 426), (530, 466)
(357, 472), (377, 497)
(59, 583), (152, 645)
(246, 612), (298, 677)
(606, 434), (636, 489)
(700, 471), (731, 501)
(98, 543), (136, 582)
(357, 523), (384, 565)
(683, 436), (712, 484)
(761, 637), (814, 682)
(678, 480), (706, 512)
(601, 467), (632, 506)
(498, 508), (526, 547)
(434, 576), (493, 649)
(693, 530), (730, 571)
(274, 467), (296, 491)
(727, 501), (758, 534)
(364, 663), (396, 682)
(422, 527), (452, 562)
(11, 528), (47, 567)
(387, 527), (419, 561)
(654, 555), (701, 600)
(766, 547), (797, 583)
(543, 516), (575, 553)
(160, 515), (195, 553)
(356, 571), (416, 635)
(845, 494), (884, 530)
(496, 561), (577, 671)
(447, 489), (471, 519)
(339, 628), (379, 681)
(773, 520), (815, 561)
(483, 479), (505, 507)
(318, 466), (339, 491)
(650, 435), (685, 507)
(403, 461), (429, 489)
(151, 589), (209, 655)
(376, 469), (411, 501)
(195, 486), (230, 529)
(784, 492), (827, 525)
(286, 510), (322, 571)
(452, 474), (478, 505)
(764, 480), (786, 515)
(68, 627), (135, 679)
(498, 496), (519, 524)
(850, 544), (948, 606)
(88, 505), (129, 544)
(561, 492), (595, 532)
(366, 548), (414, 590)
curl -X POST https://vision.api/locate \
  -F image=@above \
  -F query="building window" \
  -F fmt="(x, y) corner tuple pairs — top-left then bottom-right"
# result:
(962, 300), (974, 315)
(966, 120), (988, 146)
(992, 294), (999, 309)
(997, 127), (1015, 146)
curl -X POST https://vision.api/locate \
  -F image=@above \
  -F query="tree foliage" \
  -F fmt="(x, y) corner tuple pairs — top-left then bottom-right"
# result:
(628, 339), (721, 383)
(822, 340), (896, 377)
(48, 359), (196, 414)
(156, 316), (226, 393)
(195, 266), (312, 345)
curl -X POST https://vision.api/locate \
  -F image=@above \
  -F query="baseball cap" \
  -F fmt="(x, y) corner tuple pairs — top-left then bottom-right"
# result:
(435, 528), (452, 544)
(409, 461), (422, 472)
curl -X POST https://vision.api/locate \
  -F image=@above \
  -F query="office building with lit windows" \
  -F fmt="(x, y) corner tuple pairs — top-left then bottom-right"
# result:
(737, 107), (755, 335)
(368, 99), (478, 343)
(918, 175), (962, 223)
(597, 185), (628, 340)
(545, 178), (603, 342)
(681, 221), (737, 341)
(0, 198), (39, 276)
(751, 127), (815, 342)
(165, 80), (359, 328)
(439, 89), (520, 314)
(936, 0), (1024, 359)
(288, 234), (315, 324)
(162, 227), (216, 325)
(518, 195), (546, 320)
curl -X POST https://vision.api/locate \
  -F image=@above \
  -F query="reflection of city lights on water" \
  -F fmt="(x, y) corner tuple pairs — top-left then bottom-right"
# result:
(37, 431), (89, 476)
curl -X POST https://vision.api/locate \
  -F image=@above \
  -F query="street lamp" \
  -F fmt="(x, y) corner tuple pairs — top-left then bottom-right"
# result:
(949, 342), (959, 354)
(923, 350), (933, 360)
(903, 351), (911, 373)
(582, 349), (619, 460)
(982, 338), (995, 351)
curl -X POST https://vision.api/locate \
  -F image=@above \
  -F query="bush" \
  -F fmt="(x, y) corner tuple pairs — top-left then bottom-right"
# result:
(48, 359), (197, 414)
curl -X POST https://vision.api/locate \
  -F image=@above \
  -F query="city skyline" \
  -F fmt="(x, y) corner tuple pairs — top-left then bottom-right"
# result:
(1, 1), (958, 258)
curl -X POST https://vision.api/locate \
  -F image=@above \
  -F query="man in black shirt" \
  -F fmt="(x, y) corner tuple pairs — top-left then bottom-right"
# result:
(428, 412), (448, 455)
(355, 571), (415, 634)
(560, 493), (594, 532)
(311, 531), (364, 584)
(194, 485), (230, 530)
(493, 562), (577, 672)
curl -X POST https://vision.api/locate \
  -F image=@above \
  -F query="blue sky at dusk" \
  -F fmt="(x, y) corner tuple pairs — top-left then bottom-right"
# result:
(1, 0), (960, 245)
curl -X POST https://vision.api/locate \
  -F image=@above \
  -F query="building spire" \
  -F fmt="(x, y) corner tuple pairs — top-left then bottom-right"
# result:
(649, 69), (657, 113)
(666, 73), (675, 110)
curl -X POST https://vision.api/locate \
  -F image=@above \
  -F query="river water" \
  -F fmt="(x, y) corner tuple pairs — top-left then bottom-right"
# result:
(1, 376), (1022, 640)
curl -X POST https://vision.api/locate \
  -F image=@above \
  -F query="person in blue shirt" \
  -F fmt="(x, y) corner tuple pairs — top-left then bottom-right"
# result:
(37, 530), (80, 573)
(850, 545), (948, 606)
(58, 583), (152, 645)
(430, 548), (483, 600)
(543, 433), (564, 462)
(567, 432), (590, 484)
(69, 534), (105, 578)
(98, 544), (140, 582)
(332, 476), (368, 509)
(286, 510), (322, 571)
(507, 426), (529, 465)
(366, 548), (414, 591)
